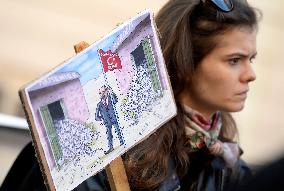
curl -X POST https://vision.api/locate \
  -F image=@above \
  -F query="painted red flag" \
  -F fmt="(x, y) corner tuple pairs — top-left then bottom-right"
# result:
(99, 49), (122, 72)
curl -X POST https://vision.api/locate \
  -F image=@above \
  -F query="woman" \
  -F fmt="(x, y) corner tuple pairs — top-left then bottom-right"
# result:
(122, 0), (260, 190)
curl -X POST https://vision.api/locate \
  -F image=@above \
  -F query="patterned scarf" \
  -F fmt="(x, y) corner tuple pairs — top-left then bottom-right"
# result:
(183, 105), (240, 168)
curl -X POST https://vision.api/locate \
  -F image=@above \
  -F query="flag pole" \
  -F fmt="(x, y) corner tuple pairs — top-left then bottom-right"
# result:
(74, 41), (130, 191)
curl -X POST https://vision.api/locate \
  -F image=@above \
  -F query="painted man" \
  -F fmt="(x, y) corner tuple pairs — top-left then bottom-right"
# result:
(95, 85), (125, 154)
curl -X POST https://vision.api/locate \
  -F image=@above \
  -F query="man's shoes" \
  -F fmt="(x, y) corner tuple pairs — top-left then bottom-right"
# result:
(104, 148), (114, 155)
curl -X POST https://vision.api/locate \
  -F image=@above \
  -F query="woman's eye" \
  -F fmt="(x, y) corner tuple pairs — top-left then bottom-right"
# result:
(228, 58), (240, 65)
(249, 56), (256, 64)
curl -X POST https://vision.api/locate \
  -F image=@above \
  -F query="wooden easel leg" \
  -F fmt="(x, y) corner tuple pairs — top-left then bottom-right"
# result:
(73, 41), (131, 191)
(73, 41), (90, 54)
(105, 157), (131, 191)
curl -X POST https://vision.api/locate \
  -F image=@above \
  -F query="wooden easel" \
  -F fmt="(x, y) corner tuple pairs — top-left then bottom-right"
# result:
(74, 41), (131, 191)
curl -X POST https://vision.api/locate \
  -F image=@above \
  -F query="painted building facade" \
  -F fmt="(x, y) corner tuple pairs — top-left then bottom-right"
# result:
(28, 72), (89, 169)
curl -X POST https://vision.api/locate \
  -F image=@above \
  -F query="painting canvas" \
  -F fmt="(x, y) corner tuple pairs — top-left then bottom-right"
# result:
(19, 9), (177, 191)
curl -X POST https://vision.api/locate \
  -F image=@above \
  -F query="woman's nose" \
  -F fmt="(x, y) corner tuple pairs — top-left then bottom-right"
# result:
(240, 62), (256, 83)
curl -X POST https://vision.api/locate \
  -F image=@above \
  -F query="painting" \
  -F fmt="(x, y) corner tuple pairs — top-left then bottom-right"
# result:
(19, 9), (176, 191)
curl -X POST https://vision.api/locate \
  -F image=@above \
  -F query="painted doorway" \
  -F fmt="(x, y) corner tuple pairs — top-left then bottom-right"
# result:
(40, 99), (67, 168)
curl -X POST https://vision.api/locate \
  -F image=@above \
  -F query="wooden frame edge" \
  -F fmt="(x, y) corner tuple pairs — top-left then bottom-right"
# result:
(18, 88), (56, 191)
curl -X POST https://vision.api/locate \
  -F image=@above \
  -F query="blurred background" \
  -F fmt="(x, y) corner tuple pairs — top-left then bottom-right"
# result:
(0, 0), (283, 186)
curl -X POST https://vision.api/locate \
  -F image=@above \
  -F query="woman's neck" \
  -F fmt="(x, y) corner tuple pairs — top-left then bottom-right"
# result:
(179, 92), (215, 121)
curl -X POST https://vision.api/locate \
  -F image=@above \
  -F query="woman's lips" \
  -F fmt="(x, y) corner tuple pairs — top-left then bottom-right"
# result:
(236, 90), (249, 99)
(237, 89), (249, 95)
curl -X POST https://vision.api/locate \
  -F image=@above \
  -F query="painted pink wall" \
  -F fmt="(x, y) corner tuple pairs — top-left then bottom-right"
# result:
(114, 15), (168, 94)
(29, 78), (89, 169)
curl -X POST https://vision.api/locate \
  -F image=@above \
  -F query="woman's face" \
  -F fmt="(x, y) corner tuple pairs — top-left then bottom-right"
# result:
(180, 27), (257, 119)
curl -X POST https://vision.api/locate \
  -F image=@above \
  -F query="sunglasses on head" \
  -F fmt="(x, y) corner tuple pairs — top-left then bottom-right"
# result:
(202, 0), (234, 12)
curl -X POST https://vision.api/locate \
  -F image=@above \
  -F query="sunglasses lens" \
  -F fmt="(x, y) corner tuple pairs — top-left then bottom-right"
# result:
(211, 0), (233, 12)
